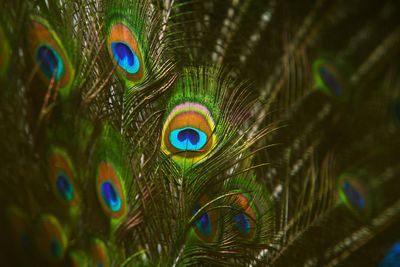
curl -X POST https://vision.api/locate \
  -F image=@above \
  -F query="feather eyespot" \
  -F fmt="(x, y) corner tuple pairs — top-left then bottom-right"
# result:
(192, 195), (219, 242)
(229, 194), (257, 240)
(28, 17), (74, 96)
(318, 65), (341, 96)
(161, 102), (216, 165)
(49, 149), (79, 208)
(313, 59), (345, 97)
(35, 214), (67, 263)
(90, 238), (110, 267)
(107, 23), (145, 85)
(338, 174), (370, 218)
(96, 161), (126, 219)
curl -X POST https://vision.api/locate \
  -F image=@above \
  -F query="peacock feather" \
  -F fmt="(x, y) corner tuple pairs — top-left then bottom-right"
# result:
(0, 0), (400, 266)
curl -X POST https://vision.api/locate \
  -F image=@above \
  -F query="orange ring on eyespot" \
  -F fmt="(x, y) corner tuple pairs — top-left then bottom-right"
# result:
(161, 102), (216, 163)
(164, 111), (213, 158)
(107, 23), (144, 82)
(96, 161), (126, 219)
(35, 214), (68, 263)
(28, 18), (73, 90)
(90, 238), (110, 267)
(49, 152), (79, 208)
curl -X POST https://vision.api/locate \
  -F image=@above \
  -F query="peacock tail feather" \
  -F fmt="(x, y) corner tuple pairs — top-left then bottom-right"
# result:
(0, 0), (399, 266)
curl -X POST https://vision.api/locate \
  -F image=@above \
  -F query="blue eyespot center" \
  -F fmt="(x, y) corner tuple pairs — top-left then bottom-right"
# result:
(234, 212), (251, 235)
(319, 66), (341, 96)
(100, 181), (122, 212)
(380, 242), (400, 267)
(97, 262), (104, 267)
(111, 42), (140, 74)
(343, 180), (365, 209)
(50, 237), (61, 258)
(192, 204), (212, 237)
(36, 45), (64, 80)
(170, 127), (207, 151)
(56, 171), (74, 202)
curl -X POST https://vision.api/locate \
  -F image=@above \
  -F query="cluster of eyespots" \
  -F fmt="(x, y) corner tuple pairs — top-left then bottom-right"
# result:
(35, 214), (67, 263)
(192, 195), (219, 242)
(6, 206), (30, 253)
(313, 59), (345, 97)
(229, 193), (257, 240)
(107, 22), (145, 85)
(90, 238), (110, 267)
(48, 150), (79, 209)
(96, 161), (126, 219)
(161, 102), (216, 165)
(379, 242), (400, 267)
(338, 174), (370, 218)
(28, 17), (74, 95)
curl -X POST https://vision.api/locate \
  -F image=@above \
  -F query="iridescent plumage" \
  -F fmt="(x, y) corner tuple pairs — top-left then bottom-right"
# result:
(0, 0), (399, 266)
